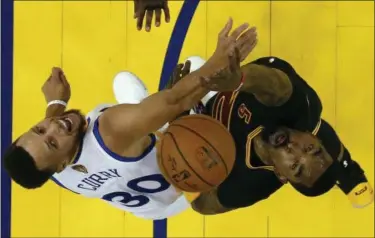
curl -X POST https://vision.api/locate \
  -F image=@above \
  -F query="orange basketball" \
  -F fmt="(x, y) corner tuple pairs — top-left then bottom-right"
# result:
(158, 114), (236, 192)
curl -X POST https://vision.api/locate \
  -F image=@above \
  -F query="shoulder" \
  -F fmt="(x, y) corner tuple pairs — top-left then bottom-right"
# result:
(250, 56), (298, 79)
(86, 104), (114, 120)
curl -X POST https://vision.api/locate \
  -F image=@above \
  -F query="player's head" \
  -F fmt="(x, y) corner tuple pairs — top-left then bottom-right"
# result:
(260, 126), (333, 188)
(3, 109), (86, 189)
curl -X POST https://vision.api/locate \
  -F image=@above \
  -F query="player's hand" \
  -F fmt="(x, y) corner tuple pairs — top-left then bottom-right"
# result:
(134, 0), (170, 32)
(201, 18), (257, 91)
(42, 67), (71, 118)
(201, 48), (242, 92)
(42, 67), (71, 104)
(234, 25), (257, 62)
(165, 60), (191, 89)
(213, 18), (257, 64)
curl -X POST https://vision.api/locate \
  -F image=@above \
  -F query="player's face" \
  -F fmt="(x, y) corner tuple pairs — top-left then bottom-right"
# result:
(16, 110), (86, 172)
(265, 128), (333, 187)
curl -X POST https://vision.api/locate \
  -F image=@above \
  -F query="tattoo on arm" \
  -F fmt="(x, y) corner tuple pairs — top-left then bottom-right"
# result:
(240, 63), (293, 107)
(191, 189), (233, 215)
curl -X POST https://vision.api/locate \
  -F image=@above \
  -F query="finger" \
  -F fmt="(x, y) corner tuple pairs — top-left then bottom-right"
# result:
(155, 9), (161, 27)
(173, 64), (184, 84)
(59, 71), (69, 86)
(145, 9), (153, 32)
(137, 8), (146, 30)
(163, 2), (170, 22)
(240, 39), (258, 62)
(174, 63), (184, 75)
(218, 17), (233, 38)
(51, 67), (63, 81)
(181, 60), (191, 77)
(236, 28), (257, 61)
(236, 27), (257, 49)
(230, 22), (250, 40)
(133, 0), (139, 19)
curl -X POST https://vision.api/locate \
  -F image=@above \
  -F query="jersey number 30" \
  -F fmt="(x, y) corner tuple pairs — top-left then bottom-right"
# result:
(101, 174), (170, 208)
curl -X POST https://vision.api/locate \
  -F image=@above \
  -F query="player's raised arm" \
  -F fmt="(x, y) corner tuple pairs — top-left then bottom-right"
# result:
(42, 67), (70, 118)
(99, 18), (256, 152)
(240, 62), (293, 106)
(196, 21), (292, 108)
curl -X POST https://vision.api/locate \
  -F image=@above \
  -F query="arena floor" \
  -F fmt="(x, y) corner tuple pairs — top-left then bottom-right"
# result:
(1, 0), (374, 237)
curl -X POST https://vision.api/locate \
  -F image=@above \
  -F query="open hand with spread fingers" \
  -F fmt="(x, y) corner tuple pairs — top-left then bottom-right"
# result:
(134, 0), (170, 32)
(200, 17), (258, 92)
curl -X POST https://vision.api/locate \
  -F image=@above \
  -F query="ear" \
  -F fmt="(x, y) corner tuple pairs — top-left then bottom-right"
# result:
(273, 168), (288, 184)
(55, 163), (65, 173)
(56, 157), (70, 173)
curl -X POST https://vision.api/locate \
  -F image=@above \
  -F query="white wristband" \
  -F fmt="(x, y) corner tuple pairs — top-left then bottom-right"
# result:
(47, 100), (67, 108)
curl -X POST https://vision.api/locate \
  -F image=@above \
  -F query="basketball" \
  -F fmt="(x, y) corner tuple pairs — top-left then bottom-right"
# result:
(158, 114), (236, 192)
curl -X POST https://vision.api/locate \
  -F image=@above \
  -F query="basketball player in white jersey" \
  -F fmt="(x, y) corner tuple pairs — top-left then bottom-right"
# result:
(3, 18), (258, 220)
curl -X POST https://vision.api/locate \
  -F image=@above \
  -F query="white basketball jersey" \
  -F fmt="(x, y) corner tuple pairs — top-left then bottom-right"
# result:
(52, 104), (188, 219)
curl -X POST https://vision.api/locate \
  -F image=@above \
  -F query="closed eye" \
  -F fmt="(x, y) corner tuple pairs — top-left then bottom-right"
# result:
(33, 126), (45, 134)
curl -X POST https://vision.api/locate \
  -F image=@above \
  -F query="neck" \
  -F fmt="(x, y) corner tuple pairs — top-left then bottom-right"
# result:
(253, 135), (273, 166)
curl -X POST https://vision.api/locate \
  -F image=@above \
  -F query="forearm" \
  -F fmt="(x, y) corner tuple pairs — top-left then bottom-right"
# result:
(45, 104), (66, 118)
(240, 63), (292, 106)
(191, 189), (233, 215)
(101, 71), (209, 144)
(134, 73), (209, 133)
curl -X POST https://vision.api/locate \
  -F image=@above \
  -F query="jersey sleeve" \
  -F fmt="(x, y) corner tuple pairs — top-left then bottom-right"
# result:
(216, 169), (283, 209)
(249, 57), (323, 133)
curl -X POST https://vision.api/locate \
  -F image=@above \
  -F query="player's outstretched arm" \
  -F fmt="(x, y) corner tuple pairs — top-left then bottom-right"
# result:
(100, 69), (210, 146)
(99, 18), (254, 154)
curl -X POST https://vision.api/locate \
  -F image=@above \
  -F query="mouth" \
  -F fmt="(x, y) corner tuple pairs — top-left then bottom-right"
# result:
(58, 118), (73, 132)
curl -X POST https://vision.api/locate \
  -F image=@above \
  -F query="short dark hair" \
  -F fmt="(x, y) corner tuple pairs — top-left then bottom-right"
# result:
(3, 142), (53, 189)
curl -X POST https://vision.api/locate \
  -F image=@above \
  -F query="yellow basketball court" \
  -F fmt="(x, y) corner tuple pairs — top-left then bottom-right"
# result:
(4, 0), (375, 237)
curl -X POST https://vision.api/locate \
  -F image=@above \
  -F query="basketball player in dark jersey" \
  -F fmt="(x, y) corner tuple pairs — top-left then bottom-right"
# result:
(171, 56), (373, 214)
